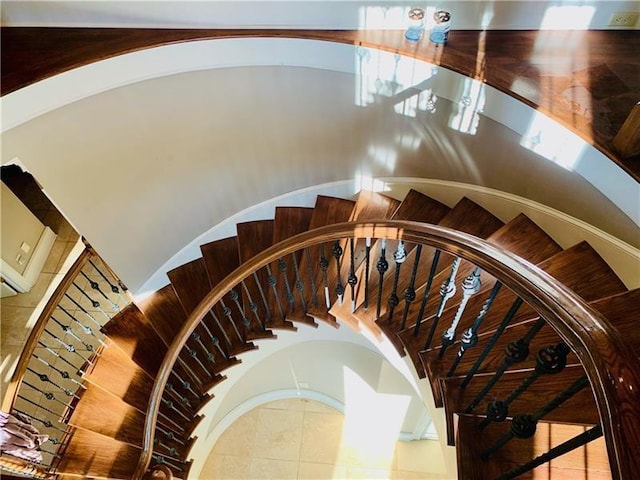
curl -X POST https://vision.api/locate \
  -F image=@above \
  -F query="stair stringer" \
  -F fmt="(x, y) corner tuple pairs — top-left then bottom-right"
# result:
(137, 178), (639, 298)
(185, 319), (458, 479)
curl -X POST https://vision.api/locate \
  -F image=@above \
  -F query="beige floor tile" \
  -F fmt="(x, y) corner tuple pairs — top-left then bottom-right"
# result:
(200, 453), (251, 480)
(304, 400), (340, 414)
(0, 305), (35, 346)
(395, 470), (433, 479)
(347, 465), (394, 479)
(264, 398), (307, 411)
(249, 457), (299, 479)
(298, 461), (349, 479)
(1, 272), (56, 307)
(300, 411), (344, 464)
(396, 440), (447, 475)
(41, 239), (67, 274)
(212, 408), (260, 456)
(253, 407), (304, 461)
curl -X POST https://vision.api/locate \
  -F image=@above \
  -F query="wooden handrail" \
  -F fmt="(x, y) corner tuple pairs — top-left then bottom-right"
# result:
(136, 221), (640, 479)
(1, 248), (93, 412)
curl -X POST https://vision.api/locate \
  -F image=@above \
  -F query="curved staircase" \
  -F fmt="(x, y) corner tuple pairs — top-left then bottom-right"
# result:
(13, 189), (640, 479)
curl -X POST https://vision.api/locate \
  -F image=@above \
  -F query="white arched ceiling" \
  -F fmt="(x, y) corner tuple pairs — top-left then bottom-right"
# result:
(1, 38), (638, 292)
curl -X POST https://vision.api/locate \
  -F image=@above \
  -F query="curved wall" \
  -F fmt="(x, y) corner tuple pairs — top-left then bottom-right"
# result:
(2, 38), (637, 293)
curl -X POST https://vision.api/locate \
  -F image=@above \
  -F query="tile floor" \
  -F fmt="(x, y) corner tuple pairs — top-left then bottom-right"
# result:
(201, 399), (451, 480)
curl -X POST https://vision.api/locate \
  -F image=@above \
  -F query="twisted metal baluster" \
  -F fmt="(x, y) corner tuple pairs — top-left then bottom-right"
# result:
(253, 271), (272, 325)
(242, 280), (264, 330)
(62, 294), (103, 329)
(423, 257), (461, 350)
(50, 316), (95, 353)
(460, 297), (523, 388)
(176, 355), (204, 387)
(347, 239), (358, 313)
(400, 244), (422, 330)
(13, 409), (67, 434)
(220, 298), (243, 343)
(72, 281), (110, 321)
(413, 249), (441, 336)
(480, 375), (589, 459)
(291, 253), (306, 313)
(464, 317), (546, 413)
(278, 258), (295, 311)
(43, 328), (93, 365)
(23, 380), (73, 410)
(332, 240), (345, 305)
(447, 281), (502, 376)
(57, 305), (106, 346)
(165, 383), (192, 409)
(387, 241), (406, 324)
(171, 370), (200, 398)
(190, 332), (215, 365)
(376, 239), (389, 320)
(37, 341), (86, 376)
(319, 245), (331, 308)
(266, 264), (285, 320)
(229, 289), (250, 340)
(305, 248), (318, 308)
(209, 309), (233, 349)
(439, 267), (482, 357)
(363, 238), (371, 309)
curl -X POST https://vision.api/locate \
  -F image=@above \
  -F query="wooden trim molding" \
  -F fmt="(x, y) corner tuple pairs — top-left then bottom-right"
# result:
(136, 221), (640, 479)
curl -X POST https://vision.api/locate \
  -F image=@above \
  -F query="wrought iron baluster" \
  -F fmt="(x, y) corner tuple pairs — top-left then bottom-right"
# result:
(266, 264), (286, 320)
(158, 410), (185, 432)
(184, 346), (209, 374)
(363, 237), (371, 309)
(71, 282), (110, 321)
(461, 297), (523, 388)
(80, 270), (119, 311)
(57, 305), (106, 347)
(376, 239), (389, 320)
(447, 281), (502, 377)
(37, 341), (86, 376)
(439, 266), (482, 357)
(347, 239), (358, 313)
(63, 293), (102, 329)
(278, 258), (295, 311)
(413, 249), (441, 336)
(242, 280), (264, 330)
(43, 328), (93, 365)
(157, 424), (186, 446)
(190, 332), (215, 365)
(387, 241), (406, 324)
(319, 245), (331, 308)
(23, 380), (73, 410)
(161, 398), (191, 423)
(13, 409), (67, 434)
(171, 371), (200, 398)
(152, 454), (183, 472)
(400, 245), (421, 330)
(32, 353), (85, 389)
(88, 258), (124, 298)
(17, 394), (60, 417)
(332, 240), (344, 305)
(480, 375), (589, 459)
(291, 253), (306, 313)
(465, 317), (546, 413)
(165, 383), (192, 409)
(496, 424), (603, 480)
(154, 438), (180, 458)
(253, 271), (272, 325)
(209, 309), (233, 349)
(479, 342), (571, 430)
(423, 257), (461, 350)
(196, 320), (224, 359)
(27, 367), (79, 399)
(50, 316), (95, 353)
(228, 289), (250, 340)
(304, 248), (318, 308)
(176, 356), (204, 387)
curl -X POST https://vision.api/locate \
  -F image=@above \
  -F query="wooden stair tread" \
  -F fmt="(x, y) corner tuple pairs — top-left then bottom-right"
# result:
(137, 285), (187, 347)
(84, 345), (153, 412)
(273, 206), (314, 243)
(590, 288), (640, 357)
(55, 428), (141, 479)
(202, 235), (275, 340)
(101, 304), (166, 376)
(67, 383), (145, 446)
(390, 189), (450, 224)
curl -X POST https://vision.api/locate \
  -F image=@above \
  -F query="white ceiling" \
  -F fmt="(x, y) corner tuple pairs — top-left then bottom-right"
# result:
(1, 0), (639, 30)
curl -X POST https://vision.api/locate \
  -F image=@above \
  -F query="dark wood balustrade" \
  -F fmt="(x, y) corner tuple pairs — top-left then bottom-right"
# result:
(2, 28), (639, 180)
(136, 220), (640, 479)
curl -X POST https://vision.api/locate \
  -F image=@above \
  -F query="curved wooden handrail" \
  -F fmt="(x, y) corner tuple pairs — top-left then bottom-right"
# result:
(1, 247), (93, 412)
(136, 221), (640, 479)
